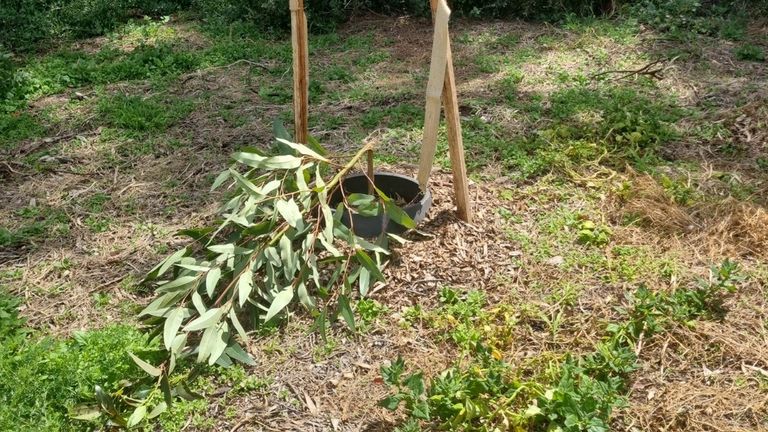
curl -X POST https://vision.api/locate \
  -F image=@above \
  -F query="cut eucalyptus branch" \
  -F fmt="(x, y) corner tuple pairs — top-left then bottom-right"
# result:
(139, 137), (399, 363)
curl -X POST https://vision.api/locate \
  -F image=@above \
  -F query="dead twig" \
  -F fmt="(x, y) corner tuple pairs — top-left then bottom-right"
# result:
(591, 59), (667, 81)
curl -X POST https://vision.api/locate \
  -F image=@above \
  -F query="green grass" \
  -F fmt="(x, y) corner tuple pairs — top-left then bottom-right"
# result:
(97, 94), (193, 132)
(0, 112), (44, 149)
(0, 293), (160, 432)
(0, 206), (71, 248)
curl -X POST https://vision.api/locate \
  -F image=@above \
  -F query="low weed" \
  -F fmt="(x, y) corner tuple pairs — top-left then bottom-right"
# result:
(356, 298), (388, 331)
(734, 44), (766, 62)
(382, 260), (741, 430)
(575, 220), (612, 246)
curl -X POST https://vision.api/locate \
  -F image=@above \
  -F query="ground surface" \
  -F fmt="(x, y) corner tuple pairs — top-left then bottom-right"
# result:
(1, 13), (768, 432)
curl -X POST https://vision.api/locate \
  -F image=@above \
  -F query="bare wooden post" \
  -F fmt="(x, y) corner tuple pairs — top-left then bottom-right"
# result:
(417, 1), (450, 191)
(290, 0), (309, 144)
(422, 0), (472, 223)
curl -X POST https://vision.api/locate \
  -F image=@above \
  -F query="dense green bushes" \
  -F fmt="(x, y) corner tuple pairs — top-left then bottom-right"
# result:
(3, 0), (767, 54)
(0, 0), (190, 52)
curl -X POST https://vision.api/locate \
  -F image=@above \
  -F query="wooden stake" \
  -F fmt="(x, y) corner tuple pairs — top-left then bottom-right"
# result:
(426, 0), (472, 222)
(290, 0), (309, 144)
(417, 0), (450, 191)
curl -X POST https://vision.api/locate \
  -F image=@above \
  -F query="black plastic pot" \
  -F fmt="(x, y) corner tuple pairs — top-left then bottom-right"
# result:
(329, 172), (432, 238)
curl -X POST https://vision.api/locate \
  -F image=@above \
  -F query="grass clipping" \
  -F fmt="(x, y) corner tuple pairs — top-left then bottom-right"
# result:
(614, 172), (768, 259)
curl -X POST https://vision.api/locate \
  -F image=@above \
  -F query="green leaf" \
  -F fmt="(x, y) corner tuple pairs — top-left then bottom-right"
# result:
(184, 307), (224, 331)
(306, 134), (328, 156)
(338, 295), (355, 331)
(208, 323), (229, 366)
(94, 385), (117, 416)
(192, 291), (206, 315)
(208, 243), (251, 255)
(384, 201), (416, 229)
(127, 405), (147, 428)
(355, 249), (385, 282)
(206, 267), (221, 298)
(139, 292), (182, 317)
(381, 356), (405, 385)
(265, 286), (294, 322)
(262, 155), (302, 169)
(411, 400), (430, 420)
(163, 308), (185, 350)
(238, 271), (254, 307)
(230, 168), (266, 197)
(275, 138), (329, 161)
(145, 247), (188, 281)
(129, 353), (161, 377)
(297, 281), (316, 309)
(156, 275), (198, 293)
(170, 333), (187, 356)
(276, 199), (302, 228)
(404, 372), (425, 396)
(279, 235), (297, 280)
(232, 152), (268, 168)
(147, 402), (168, 420)
(176, 263), (212, 272)
(320, 202), (334, 242)
(211, 170), (231, 191)
(525, 404), (543, 417)
(229, 308), (249, 341)
(161, 374), (173, 406)
(225, 343), (256, 366)
(273, 118), (292, 141)
(348, 193), (376, 206)
(378, 395), (402, 410)
(174, 383), (203, 401)
(359, 267), (371, 297)
(197, 325), (217, 363)
(319, 232), (342, 257)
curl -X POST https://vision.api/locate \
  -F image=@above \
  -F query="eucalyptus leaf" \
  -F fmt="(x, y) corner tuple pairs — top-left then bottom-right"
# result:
(272, 118), (292, 141)
(192, 291), (206, 315)
(184, 307), (224, 331)
(206, 267), (221, 298)
(197, 325), (217, 363)
(126, 405), (147, 428)
(338, 295), (355, 331)
(355, 249), (385, 282)
(279, 235), (296, 280)
(265, 286), (294, 322)
(359, 267), (371, 297)
(229, 168), (265, 197)
(276, 199), (302, 228)
(147, 402), (168, 420)
(228, 308), (249, 341)
(225, 343), (256, 366)
(384, 201), (416, 229)
(275, 138), (329, 162)
(238, 271), (254, 307)
(262, 155), (302, 169)
(163, 308), (185, 350)
(129, 353), (161, 377)
(208, 323), (229, 366)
